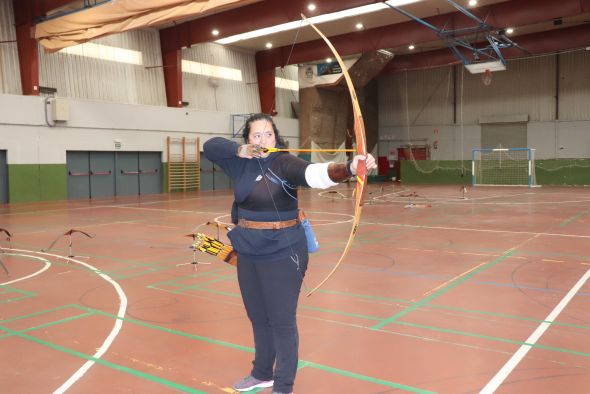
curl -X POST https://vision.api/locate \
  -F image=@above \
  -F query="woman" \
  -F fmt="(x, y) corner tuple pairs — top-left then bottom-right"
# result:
(203, 113), (376, 394)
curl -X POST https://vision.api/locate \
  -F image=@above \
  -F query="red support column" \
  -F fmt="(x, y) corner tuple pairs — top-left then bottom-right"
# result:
(159, 29), (182, 108)
(13, 0), (40, 95)
(255, 52), (276, 115)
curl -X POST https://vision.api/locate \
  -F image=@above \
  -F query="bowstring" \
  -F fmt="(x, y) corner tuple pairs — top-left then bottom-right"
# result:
(258, 19), (309, 289)
(255, 155), (308, 291)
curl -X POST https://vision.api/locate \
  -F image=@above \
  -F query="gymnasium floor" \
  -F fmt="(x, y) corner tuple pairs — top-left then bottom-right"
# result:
(1, 183), (589, 393)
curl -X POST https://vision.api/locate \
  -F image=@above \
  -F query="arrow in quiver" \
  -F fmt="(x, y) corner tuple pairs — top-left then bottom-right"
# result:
(191, 233), (237, 267)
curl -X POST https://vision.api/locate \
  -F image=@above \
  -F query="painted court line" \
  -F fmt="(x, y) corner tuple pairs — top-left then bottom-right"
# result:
(0, 254), (51, 285)
(479, 266), (590, 394)
(363, 221), (590, 239)
(6, 248), (128, 394)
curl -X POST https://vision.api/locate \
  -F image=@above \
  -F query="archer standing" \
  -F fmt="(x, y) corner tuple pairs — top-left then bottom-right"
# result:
(203, 113), (376, 394)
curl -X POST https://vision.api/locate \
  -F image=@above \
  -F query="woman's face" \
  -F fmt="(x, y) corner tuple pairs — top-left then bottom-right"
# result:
(247, 119), (276, 157)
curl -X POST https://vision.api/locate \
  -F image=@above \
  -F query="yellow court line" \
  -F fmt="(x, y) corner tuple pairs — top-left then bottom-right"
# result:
(397, 247), (527, 259)
(420, 235), (542, 298)
(542, 259), (565, 263)
(422, 261), (489, 297)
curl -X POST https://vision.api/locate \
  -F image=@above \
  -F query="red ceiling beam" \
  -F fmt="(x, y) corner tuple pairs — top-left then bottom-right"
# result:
(159, 0), (373, 107)
(382, 24), (590, 73)
(38, 0), (80, 15)
(256, 0), (590, 69)
(159, 0), (373, 50)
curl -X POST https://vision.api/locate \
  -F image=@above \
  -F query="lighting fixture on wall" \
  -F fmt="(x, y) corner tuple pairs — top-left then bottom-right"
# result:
(39, 86), (57, 95)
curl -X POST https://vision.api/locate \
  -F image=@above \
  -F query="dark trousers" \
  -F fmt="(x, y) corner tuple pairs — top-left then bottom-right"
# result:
(237, 253), (308, 393)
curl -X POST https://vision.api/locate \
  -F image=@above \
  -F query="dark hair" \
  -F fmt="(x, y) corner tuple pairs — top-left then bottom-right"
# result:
(242, 113), (285, 147)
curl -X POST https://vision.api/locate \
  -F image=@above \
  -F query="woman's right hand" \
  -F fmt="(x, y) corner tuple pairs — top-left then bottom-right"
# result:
(237, 144), (263, 159)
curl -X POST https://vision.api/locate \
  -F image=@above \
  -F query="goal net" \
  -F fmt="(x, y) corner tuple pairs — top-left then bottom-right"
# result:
(472, 148), (536, 187)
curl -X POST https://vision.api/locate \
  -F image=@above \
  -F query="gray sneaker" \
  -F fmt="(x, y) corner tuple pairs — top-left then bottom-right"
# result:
(233, 375), (274, 392)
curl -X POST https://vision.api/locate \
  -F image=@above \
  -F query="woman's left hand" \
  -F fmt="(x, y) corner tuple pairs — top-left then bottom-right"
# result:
(350, 154), (377, 175)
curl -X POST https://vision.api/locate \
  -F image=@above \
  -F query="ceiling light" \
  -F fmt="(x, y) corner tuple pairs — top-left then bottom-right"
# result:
(468, 0), (477, 6)
(356, 22), (364, 30)
(265, 42), (273, 49)
(216, 0), (420, 44)
(307, 3), (316, 11)
(408, 44), (415, 50)
(212, 29), (219, 36)
(326, 57), (332, 63)
(506, 27), (514, 34)
(377, 49), (394, 58)
(465, 60), (506, 74)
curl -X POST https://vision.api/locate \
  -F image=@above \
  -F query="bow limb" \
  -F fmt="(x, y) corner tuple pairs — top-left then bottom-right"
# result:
(302, 14), (368, 297)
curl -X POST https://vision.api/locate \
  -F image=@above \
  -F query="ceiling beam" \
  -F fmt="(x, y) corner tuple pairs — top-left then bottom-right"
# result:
(382, 24), (590, 73)
(38, 0), (81, 16)
(256, 0), (590, 70)
(159, 0), (374, 50)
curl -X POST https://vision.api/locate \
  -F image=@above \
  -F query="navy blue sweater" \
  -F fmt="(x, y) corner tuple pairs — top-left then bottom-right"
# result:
(204, 137), (311, 262)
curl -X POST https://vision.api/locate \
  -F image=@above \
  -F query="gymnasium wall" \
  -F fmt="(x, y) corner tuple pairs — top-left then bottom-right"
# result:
(0, 0), (300, 203)
(378, 50), (590, 185)
(0, 94), (299, 203)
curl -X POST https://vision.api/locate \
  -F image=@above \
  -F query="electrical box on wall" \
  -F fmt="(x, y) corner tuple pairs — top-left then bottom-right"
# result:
(50, 98), (70, 121)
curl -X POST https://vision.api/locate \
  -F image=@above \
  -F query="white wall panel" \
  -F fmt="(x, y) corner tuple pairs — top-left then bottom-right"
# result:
(528, 122), (557, 159)
(379, 67), (454, 127)
(182, 43), (260, 114)
(275, 65), (299, 118)
(39, 29), (166, 106)
(0, 0), (21, 94)
(0, 93), (299, 164)
(559, 50), (590, 121)
(379, 52), (590, 160)
(461, 56), (556, 123)
(379, 124), (480, 162)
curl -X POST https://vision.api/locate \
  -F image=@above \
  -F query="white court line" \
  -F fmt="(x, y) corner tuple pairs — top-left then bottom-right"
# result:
(5, 248), (128, 394)
(0, 254), (51, 285)
(114, 206), (226, 215)
(479, 266), (590, 394)
(362, 221), (590, 239)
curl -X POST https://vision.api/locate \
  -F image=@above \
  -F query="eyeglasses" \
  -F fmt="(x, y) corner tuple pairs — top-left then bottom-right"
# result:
(249, 131), (274, 141)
